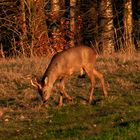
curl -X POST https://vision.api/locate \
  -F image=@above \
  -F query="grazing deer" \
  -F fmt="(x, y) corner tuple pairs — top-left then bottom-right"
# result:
(31, 45), (108, 107)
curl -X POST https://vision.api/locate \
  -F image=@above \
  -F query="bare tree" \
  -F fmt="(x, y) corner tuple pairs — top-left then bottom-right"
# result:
(99, 0), (114, 54)
(19, 0), (27, 56)
(70, 0), (76, 47)
(51, 0), (63, 52)
(27, 0), (49, 56)
(0, 0), (20, 56)
(123, 0), (134, 53)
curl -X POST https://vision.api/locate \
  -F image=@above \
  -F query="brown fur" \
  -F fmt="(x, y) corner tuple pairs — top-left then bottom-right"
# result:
(31, 45), (108, 107)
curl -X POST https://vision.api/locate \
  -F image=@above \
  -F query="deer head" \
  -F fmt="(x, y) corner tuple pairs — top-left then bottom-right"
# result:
(31, 76), (51, 102)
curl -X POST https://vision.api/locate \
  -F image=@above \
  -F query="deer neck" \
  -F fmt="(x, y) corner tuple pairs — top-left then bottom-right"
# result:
(42, 69), (58, 88)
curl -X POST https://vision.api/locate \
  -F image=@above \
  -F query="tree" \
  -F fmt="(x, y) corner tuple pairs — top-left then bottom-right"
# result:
(70, 0), (76, 47)
(50, 0), (63, 52)
(0, 0), (140, 57)
(123, 0), (134, 53)
(19, 0), (27, 56)
(79, 0), (98, 47)
(51, 0), (60, 14)
(0, 0), (19, 56)
(26, 0), (49, 56)
(99, 0), (114, 54)
(133, 0), (140, 51)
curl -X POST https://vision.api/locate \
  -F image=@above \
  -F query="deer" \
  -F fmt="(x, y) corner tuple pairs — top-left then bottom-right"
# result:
(31, 45), (108, 107)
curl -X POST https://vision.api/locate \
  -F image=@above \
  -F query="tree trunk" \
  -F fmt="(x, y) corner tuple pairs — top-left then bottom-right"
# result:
(70, 0), (76, 47)
(51, 0), (62, 52)
(27, 0), (49, 56)
(99, 0), (114, 54)
(123, 0), (134, 53)
(51, 0), (60, 16)
(20, 0), (27, 56)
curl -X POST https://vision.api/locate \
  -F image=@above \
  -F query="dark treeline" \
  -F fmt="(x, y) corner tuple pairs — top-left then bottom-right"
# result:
(0, 0), (140, 57)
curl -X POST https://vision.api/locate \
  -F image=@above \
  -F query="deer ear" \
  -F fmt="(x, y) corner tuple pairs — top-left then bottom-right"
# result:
(31, 77), (42, 89)
(44, 77), (48, 84)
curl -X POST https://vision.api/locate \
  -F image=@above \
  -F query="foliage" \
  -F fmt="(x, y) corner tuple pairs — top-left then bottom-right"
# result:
(0, 0), (140, 57)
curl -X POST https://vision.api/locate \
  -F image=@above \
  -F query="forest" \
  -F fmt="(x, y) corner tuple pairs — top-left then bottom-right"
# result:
(0, 0), (140, 57)
(0, 0), (140, 139)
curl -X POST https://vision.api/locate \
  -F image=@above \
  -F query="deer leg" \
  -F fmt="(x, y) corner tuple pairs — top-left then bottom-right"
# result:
(58, 93), (63, 107)
(93, 69), (108, 97)
(89, 75), (96, 104)
(84, 68), (96, 104)
(59, 77), (72, 101)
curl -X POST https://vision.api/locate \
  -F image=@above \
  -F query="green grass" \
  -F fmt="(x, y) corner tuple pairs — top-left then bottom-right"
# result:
(0, 54), (140, 140)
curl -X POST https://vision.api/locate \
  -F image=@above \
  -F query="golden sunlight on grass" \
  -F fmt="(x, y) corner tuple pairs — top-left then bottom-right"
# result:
(0, 52), (139, 139)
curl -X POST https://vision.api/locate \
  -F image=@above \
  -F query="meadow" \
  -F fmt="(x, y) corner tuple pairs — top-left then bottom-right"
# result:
(0, 53), (140, 140)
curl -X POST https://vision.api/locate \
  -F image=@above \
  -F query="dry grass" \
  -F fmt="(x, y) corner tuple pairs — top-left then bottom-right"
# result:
(0, 52), (139, 139)
(0, 52), (139, 109)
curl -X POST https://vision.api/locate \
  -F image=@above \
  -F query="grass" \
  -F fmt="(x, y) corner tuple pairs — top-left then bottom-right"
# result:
(0, 53), (140, 140)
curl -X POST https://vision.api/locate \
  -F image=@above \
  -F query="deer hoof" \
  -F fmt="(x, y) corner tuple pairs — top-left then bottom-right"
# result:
(104, 92), (108, 97)
(88, 100), (92, 104)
